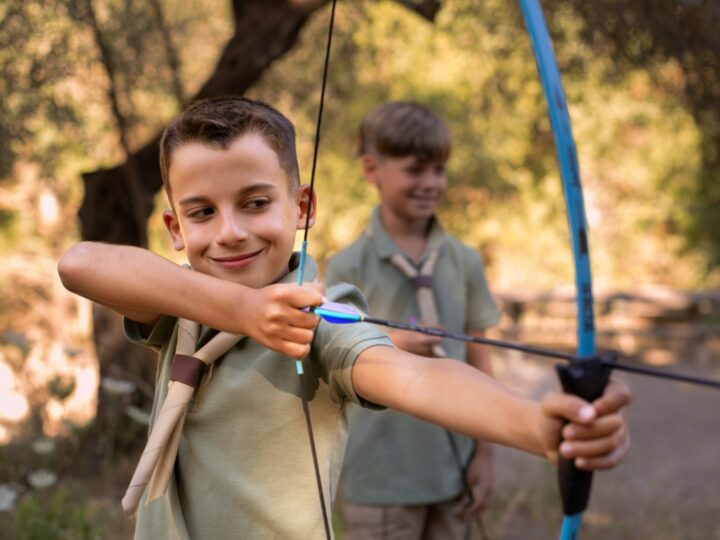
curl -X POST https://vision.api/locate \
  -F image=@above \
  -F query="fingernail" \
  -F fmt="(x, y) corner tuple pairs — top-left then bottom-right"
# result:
(579, 405), (595, 421)
(575, 457), (588, 469)
(321, 296), (328, 304)
(560, 442), (574, 457)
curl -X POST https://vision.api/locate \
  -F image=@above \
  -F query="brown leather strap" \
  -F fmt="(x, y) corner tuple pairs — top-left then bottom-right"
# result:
(169, 353), (205, 388)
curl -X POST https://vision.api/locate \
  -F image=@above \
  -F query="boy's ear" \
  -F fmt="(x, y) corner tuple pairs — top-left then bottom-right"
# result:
(162, 210), (186, 251)
(296, 184), (317, 230)
(361, 154), (381, 187)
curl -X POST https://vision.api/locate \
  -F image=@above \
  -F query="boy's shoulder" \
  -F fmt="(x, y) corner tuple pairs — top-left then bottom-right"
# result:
(327, 233), (373, 272)
(435, 231), (484, 265)
(327, 227), (483, 269)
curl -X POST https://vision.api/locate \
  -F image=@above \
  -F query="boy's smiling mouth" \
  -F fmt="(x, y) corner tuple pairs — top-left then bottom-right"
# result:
(408, 193), (441, 207)
(211, 249), (263, 269)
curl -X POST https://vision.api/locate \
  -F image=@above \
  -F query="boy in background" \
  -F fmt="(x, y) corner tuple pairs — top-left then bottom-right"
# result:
(326, 102), (500, 539)
(59, 97), (631, 539)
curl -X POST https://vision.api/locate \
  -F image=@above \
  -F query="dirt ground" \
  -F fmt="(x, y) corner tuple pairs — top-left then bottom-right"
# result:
(3, 349), (717, 539)
(479, 349), (720, 540)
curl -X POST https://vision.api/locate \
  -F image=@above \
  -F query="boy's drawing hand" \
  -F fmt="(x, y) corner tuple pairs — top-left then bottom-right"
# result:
(244, 282), (326, 358)
(539, 380), (631, 470)
(389, 322), (444, 356)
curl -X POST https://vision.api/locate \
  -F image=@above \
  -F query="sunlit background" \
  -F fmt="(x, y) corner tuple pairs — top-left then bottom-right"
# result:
(1, 0), (718, 538)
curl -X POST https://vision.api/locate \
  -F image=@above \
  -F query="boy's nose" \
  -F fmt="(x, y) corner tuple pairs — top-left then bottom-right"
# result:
(419, 172), (445, 190)
(216, 214), (248, 245)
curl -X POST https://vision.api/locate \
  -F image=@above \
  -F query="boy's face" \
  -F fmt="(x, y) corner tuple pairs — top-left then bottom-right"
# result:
(162, 133), (314, 288)
(363, 154), (447, 223)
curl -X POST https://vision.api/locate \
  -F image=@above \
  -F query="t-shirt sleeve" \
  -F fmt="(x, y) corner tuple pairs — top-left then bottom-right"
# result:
(123, 315), (177, 349)
(311, 282), (393, 408)
(464, 249), (501, 331)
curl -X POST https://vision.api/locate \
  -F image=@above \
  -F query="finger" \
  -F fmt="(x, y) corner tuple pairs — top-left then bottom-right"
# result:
(273, 326), (316, 346)
(263, 304), (319, 331)
(542, 392), (597, 425)
(302, 281), (327, 302)
(274, 283), (326, 308)
(286, 310), (322, 330)
(465, 497), (483, 516)
(279, 340), (312, 360)
(562, 414), (624, 441)
(573, 431), (631, 471)
(465, 486), (490, 516)
(560, 423), (628, 460)
(592, 379), (632, 416)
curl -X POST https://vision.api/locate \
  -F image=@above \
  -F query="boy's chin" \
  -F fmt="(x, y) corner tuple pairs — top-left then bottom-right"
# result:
(406, 200), (439, 215)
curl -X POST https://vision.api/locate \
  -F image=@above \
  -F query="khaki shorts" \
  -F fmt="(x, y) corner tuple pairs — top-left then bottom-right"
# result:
(338, 496), (483, 540)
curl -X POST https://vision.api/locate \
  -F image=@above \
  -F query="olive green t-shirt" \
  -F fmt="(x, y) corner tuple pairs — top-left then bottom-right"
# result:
(125, 255), (392, 539)
(326, 208), (500, 505)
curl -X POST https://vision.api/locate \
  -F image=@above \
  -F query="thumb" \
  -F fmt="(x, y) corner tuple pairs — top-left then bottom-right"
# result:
(295, 282), (326, 306)
(542, 392), (597, 425)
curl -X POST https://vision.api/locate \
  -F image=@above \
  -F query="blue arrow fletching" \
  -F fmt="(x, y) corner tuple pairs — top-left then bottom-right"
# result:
(312, 302), (362, 324)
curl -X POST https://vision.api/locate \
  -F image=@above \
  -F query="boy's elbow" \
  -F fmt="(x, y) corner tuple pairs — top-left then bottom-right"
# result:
(58, 242), (96, 292)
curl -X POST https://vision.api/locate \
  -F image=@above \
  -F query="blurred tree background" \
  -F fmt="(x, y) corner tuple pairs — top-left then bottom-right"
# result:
(0, 0), (718, 537)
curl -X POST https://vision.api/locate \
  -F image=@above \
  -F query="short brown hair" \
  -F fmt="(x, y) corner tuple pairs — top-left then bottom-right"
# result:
(357, 101), (450, 164)
(159, 97), (300, 197)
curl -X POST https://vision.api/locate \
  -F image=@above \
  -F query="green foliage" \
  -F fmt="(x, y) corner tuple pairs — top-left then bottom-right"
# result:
(13, 489), (98, 540)
(2, 0), (719, 286)
(248, 0), (715, 288)
(0, 0), (232, 257)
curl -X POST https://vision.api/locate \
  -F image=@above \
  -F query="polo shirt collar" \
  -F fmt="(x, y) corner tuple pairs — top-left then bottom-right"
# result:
(367, 206), (446, 262)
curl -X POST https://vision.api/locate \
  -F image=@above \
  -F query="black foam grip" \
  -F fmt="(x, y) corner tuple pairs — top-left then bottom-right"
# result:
(555, 356), (613, 515)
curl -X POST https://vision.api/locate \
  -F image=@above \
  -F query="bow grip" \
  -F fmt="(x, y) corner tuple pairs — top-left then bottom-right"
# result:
(555, 355), (613, 515)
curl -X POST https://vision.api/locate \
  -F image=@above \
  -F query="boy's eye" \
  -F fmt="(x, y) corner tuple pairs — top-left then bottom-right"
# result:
(188, 207), (214, 219)
(245, 197), (270, 210)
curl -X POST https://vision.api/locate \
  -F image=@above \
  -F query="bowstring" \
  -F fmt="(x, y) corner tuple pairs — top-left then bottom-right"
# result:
(295, 1), (338, 539)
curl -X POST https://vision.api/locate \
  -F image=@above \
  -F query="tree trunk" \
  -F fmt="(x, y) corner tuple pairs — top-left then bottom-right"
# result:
(79, 0), (442, 245)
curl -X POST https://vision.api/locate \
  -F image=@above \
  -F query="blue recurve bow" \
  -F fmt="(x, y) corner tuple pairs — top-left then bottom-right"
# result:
(518, 1), (607, 538)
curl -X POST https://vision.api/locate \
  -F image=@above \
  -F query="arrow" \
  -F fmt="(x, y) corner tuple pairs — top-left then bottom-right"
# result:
(310, 302), (720, 390)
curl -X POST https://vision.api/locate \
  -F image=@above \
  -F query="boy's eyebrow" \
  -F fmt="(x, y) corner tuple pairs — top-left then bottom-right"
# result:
(177, 182), (278, 207)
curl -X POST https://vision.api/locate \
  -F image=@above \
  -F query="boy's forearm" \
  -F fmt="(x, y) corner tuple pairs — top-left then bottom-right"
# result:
(58, 242), (252, 332)
(353, 347), (545, 456)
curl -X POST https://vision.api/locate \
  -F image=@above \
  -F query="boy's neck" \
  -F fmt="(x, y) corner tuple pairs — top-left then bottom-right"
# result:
(378, 206), (433, 263)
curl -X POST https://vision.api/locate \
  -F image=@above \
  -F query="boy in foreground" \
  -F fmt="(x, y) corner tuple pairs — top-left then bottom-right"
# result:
(327, 102), (499, 539)
(58, 97), (630, 539)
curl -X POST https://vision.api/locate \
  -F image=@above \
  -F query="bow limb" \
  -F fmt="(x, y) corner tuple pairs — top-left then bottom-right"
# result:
(517, 1), (605, 538)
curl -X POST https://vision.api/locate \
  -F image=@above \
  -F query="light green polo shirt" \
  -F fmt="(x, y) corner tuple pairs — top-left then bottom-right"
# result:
(125, 254), (392, 539)
(325, 207), (500, 505)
